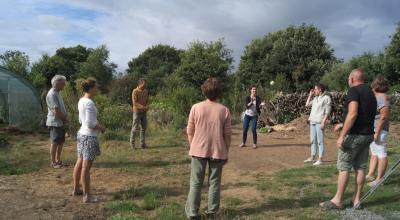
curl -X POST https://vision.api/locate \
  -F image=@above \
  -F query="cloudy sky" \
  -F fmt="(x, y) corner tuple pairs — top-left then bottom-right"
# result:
(1, 0), (399, 72)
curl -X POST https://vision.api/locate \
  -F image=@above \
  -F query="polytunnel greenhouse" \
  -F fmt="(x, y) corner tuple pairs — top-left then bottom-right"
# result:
(0, 67), (43, 131)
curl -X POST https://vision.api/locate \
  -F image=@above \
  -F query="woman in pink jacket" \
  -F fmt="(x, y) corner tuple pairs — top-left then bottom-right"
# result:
(185, 77), (232, 219)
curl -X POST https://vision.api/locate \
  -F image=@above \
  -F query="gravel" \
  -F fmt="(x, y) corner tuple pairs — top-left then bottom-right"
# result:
(333, 208), (385, 220)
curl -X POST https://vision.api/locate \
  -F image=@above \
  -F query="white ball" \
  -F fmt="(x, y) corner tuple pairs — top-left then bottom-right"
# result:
(270, 81), (275, 86)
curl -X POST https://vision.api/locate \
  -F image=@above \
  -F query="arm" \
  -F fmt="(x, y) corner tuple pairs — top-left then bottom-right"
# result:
(245, 96), (252, 108)
(320, 96), (332, 129)
(54, 108), (68, 122)
(187, 106), (195, 147)
(132, 90), (148, 111)
(224, 110), (232, 151)
(337, 101), (358, 149)
(305, 89), (314, 107)
(374, 106), (390, 140)
(84, 102), (105, 132)
(48, 94), (67, 121)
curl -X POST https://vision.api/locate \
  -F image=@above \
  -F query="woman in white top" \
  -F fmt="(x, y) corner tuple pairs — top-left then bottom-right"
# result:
(72, 78), (105, 203)
(304, 83), (332, 166)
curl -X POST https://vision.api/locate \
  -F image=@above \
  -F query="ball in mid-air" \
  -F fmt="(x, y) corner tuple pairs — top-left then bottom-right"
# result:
(270, 80), (275, 86)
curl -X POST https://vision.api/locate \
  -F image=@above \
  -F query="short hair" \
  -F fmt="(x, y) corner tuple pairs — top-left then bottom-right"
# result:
(371, 75), (389, 93)
(315, 83), (326, 93)
(51, 75), (66, 88)
(249, 85), (257, 91)
(138, 78), (146, 85)
(81, 78), (98, 93)
(350, 68), (365, 82)
(201, 77), (222, 101)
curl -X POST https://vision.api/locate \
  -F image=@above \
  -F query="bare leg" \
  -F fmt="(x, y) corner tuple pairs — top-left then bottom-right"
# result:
(55, 143), (64, 163)
(352, 169), (365, 205)
(50, 144), (58, 164)
(330, 171), (349, 207)
(367, 155), (378, 178)
(376, 158), (388, 181)
(81, 160), (93, 202)
(73, 158), (83, 193)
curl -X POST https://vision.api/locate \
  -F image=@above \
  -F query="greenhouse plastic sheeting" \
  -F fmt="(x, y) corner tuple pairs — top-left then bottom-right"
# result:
(0, 67), (43, 131)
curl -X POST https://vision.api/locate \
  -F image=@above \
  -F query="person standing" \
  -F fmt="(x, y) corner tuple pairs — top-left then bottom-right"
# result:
(240, 85), (262, 149)
(46, 75), (68, 169)
(185, 78), (232, 219)
(320, 69), (377, 209)
(366, 76), (391, 187)
(304, 83), (332, 166)
(130, 79), (149, 149)
(72, 78), (105, 203)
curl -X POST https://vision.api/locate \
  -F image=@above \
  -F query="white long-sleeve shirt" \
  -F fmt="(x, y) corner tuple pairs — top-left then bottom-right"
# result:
(78, 97), (98, 136)
(308, 93), (332, 124)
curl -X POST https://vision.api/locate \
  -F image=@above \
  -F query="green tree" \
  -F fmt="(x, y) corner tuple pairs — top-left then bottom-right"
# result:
(384, 22), (400, 84)
(236, 24), (335, 91)
(77, 45), (117, 92)
(348, 52), (384, 83)
(126, 44), (183, 95)
(55, 45), (91, 81)
(0, 50), (30, 77)
(30, 54), (69, 89)
(174, 39), (233, 88)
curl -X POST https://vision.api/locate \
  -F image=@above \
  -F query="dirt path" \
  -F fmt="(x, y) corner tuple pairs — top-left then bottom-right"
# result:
(0, 128), (339, 220)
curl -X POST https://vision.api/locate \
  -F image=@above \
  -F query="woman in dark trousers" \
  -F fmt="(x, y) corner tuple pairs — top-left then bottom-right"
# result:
(240, 85), (263, 149)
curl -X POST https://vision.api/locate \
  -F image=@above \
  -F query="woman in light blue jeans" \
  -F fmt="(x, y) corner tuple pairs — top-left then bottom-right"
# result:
(304, 83), (331, 166)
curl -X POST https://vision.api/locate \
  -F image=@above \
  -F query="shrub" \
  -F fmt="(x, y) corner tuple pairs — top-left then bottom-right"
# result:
(150, 86), (201, 129)
(61, 82), (80, 135)
(99, 104), (131, 130)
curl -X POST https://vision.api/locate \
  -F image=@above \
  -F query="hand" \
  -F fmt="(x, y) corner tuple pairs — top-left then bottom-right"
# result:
(374, 132), (380, 142)
(309, 89), (314, 96)
(334, 123), (343, 133)
(320, 122), (325, 130)
(336, 136), (344, 149)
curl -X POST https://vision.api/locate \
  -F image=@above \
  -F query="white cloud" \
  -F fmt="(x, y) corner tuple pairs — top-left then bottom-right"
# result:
(1, 0), (400, 72)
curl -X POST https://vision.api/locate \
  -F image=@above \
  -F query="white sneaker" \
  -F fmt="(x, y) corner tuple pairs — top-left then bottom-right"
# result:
(252, 144), (257, 149)
(304, 157), (315, 163)
(313, 160), (322, 166)
(239, 143), (245, 148)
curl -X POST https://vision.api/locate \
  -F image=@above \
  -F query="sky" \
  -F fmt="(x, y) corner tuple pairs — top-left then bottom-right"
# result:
(1, 0), (399, 72)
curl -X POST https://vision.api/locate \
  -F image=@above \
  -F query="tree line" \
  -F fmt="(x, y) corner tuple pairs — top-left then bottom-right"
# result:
(1, 23), (399, 127)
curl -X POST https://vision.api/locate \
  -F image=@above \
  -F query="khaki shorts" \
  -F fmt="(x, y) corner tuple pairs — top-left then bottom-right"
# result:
(337, 134), (373, 171)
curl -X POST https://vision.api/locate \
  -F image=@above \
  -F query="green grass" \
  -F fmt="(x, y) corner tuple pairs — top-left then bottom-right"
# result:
(2, 121), (400, 219)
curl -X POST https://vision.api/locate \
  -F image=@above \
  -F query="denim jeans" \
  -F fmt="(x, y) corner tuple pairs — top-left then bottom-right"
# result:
(185, 157), (225, 217)
(310, 123), (324, 158)
(242, 114), (257, 144)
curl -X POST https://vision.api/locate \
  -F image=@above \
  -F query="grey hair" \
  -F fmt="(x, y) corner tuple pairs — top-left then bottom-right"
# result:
(51, 75), (66, 88)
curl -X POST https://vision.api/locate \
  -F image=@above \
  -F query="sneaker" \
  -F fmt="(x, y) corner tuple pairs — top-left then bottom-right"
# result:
(365, 175), (375, 182)
(313, 160), (322, 166)
(50, 162), (62, 169)
(252, 144), (257, 149)
(239, 143), (245, 148)
(304, 157), (315, 163)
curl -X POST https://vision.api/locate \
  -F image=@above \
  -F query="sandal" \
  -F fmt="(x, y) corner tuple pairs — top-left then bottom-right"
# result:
(351, 201), (362, 210)
(71, 190), (83, 196)
(83, 195), (99, 203)
(319, 200), (343, 210)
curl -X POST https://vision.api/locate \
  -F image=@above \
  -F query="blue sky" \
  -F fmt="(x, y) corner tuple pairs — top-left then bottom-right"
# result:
(1, 0), (400, 72)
